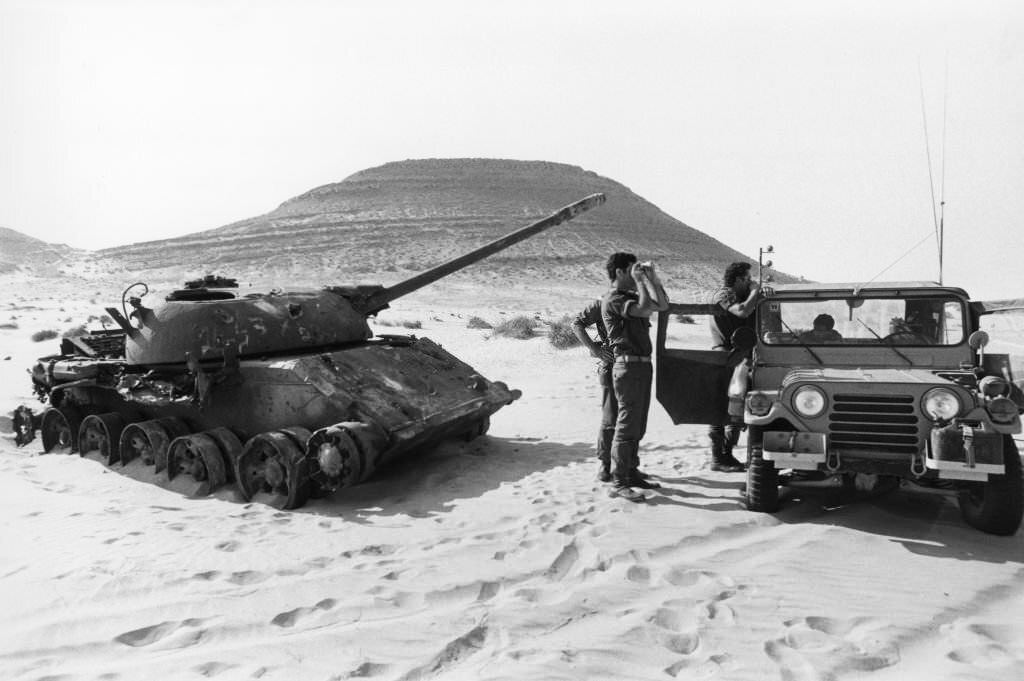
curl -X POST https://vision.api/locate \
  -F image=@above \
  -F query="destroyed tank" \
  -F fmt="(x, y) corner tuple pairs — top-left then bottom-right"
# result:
(14, 193), (605, 509)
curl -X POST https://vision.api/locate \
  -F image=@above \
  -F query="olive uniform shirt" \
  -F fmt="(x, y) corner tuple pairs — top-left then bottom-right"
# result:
(602, 288), (652, 357)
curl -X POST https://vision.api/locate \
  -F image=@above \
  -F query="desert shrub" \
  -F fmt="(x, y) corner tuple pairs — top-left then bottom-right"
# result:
(493, 315), (536, 340)
(548, 316), (581, 349)
(31, 329), (59, 342)
(674, 313), (696, 324)
(467, 316), (492, 329)
(0, 322), (18, 330)
(63, 324), (88, 338)
(375, 318), (422, 329)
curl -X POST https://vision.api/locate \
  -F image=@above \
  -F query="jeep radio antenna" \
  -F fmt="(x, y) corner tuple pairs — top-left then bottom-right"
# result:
(918, 57), (948, 284)
(855, 61), (948, 292)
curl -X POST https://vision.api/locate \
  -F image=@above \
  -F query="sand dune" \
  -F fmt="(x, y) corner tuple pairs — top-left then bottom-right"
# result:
(1, 277), (1022, 681)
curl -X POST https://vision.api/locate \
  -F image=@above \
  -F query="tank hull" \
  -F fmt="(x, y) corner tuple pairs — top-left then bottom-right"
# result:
(24, 335), (518, 507)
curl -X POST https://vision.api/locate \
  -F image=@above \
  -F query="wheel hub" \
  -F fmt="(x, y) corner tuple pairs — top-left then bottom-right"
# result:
(318, 443), (344, 477)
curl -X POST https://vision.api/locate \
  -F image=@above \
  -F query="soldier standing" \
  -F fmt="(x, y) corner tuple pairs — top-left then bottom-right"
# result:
(572, 298), (616, 483)
(601, 252), (670, 502)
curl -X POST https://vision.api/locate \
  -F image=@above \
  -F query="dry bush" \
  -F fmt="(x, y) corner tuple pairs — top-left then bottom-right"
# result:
(31, 329), (58, 342)
(493, 315), (536, 340)
(467, 316), (492, 329)
(63, 324), (88, 338)
(376, 318), (422, 329)
(0, 322), (18, 330)
(674, 313), (696, 324)
(548, 315), (581, 349)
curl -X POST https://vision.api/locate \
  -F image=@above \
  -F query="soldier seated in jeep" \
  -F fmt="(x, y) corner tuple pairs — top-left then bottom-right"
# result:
(800, 313), (843, 343)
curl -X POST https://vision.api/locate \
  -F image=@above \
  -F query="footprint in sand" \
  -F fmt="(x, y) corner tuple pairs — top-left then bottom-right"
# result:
(764, 616), (898, 681)
(626, 565), (651, 584)
(663, 568), (735, 590)
(115, 618), (209, 647)
(227, 570), (268, 585)
(945, 621), (1019, 669)
(546, 541), (579, 580)
(270, 598), (337, 628)
(648, 606), (702, 656)
(192, 661), (235, 677)
(346, 661), (391, 677)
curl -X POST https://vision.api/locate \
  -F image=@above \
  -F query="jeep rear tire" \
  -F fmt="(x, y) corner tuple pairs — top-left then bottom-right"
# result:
(746, 446), (779, 512)
(958, 436), (1023, 536)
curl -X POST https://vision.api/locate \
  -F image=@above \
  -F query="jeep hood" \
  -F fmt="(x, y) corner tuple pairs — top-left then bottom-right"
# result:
(781, 368), (947, 388)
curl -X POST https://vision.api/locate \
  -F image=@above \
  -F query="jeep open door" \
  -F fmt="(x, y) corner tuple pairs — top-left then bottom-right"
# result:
(655, 302), (738, 424)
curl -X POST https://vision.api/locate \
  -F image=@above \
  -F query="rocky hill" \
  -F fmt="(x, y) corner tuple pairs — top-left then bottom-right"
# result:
(0, 227), (83, 276)
(4, 159), (793, 301)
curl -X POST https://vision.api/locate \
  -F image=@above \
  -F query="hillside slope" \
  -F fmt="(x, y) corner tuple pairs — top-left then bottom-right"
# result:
(0, 227), (82, 276)
(93, 159), (780, 296)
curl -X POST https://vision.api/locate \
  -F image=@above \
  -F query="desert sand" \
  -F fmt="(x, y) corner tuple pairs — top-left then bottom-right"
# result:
(1, 275), (1022, 681)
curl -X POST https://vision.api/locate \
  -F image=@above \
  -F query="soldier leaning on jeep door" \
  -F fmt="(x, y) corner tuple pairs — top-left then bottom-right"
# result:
(707, 261), (766, 473)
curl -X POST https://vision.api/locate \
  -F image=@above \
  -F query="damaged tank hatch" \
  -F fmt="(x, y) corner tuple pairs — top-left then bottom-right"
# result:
(14, 193), (606, 509)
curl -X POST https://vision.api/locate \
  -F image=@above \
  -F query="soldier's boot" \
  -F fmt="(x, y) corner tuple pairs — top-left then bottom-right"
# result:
(709, 430), (745, 473)
(719, 426), (746, 472)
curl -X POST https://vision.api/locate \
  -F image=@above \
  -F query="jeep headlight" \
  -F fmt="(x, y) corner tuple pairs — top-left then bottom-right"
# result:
(987, 396), (1019, 424)
(922, 387), (962, 420)
(792, 385), (827, 418)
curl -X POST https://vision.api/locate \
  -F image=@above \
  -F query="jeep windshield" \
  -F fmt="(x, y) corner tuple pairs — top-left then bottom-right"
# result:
(759, 295), (966, 346)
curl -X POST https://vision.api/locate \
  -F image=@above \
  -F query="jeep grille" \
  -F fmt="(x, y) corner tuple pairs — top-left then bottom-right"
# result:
(828, 394), (920, 454)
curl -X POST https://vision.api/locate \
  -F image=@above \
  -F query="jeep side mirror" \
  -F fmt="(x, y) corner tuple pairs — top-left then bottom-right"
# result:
(968, 330), (989, 351)
(969, 330), (989, 366)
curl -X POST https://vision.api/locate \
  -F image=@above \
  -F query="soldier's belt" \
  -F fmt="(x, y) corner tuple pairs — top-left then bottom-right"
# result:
(615, 355), (651, 363)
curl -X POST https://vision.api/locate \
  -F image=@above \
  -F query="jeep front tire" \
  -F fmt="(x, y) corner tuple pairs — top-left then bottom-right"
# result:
(958, 435), (1023, 536)
(746, 446), (780, 512)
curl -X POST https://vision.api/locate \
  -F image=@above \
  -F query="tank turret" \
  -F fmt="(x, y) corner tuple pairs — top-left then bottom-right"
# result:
(16, 194), (606, 510)
(105, 193), (605, 366)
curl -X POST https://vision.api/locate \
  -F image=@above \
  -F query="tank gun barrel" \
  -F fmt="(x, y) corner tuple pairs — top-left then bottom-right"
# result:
(356, 193), (606, 315)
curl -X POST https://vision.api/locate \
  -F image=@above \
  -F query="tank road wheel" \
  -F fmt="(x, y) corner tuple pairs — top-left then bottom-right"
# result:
(118, 418), (190, 469)
(306, 426), (365, 493)
(745, 446), (780, 512)
(958, 436), (1023, 536)
(78, 413), (126, 464)
(204, 427), (243, 483)
(41, 406), (84, 454)
(166, 433), (229, 497)
(235, 428), (313, 510)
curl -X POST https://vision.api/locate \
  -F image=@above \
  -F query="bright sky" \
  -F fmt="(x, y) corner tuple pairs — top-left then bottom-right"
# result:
(2, 0), (1022, 300)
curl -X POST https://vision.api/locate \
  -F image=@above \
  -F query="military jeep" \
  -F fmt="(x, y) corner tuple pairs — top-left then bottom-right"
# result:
(656, 282), (1023, 535)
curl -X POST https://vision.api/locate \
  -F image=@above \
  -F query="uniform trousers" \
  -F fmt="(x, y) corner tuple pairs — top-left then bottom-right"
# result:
(610, 361), (653, 483)
(596, 362), (617, 471)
